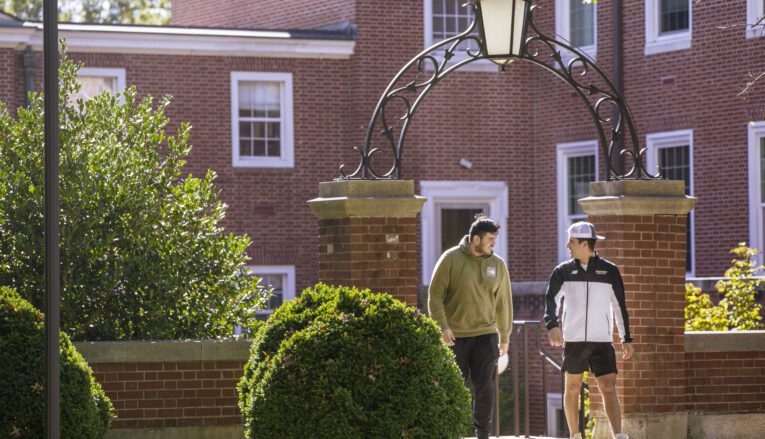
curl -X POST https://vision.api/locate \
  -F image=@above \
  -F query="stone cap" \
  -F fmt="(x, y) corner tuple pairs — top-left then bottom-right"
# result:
(73, 340), (251, 363)
(580, 180), (696, 215)
(308, 179), (426, 219)
(685, 331), (765, 352)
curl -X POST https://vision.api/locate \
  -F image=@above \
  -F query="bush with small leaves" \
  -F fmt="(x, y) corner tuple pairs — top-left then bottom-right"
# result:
(238, 283), (472, 438)
(0, 287), (113, 438)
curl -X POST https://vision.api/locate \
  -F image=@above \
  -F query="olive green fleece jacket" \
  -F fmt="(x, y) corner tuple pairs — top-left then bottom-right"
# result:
(427, 235), (513, 343)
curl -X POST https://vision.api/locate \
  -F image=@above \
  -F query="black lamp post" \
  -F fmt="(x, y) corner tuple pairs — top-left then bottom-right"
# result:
(339, 0), (656, 182)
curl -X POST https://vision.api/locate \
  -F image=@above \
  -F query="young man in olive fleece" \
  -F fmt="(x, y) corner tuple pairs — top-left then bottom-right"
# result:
(428, 216), (513, 439)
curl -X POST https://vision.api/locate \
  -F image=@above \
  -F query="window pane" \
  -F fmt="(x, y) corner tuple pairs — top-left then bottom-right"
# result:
(253, 140), (266, 156)
(267, 141), (281, 157)
(239, 140), (252, 157)
(567, 155), (596, 216)
(253, 273), (286, 319)
(431, 0), (479, 51)
(267, 122), (280, 139)
(570, 0), (595, 47)
(71, 76), (117, 104)
(239, 122), (252, 138)
(254, 122), (265, 138)
(440, 207), (486, 253)
(659, 144), (691, 271)
(660, 0), (689, 34)
(239, 81), (281, 119)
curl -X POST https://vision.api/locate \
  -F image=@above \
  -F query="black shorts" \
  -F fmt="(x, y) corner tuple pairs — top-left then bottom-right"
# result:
(561, 342), (617, 377)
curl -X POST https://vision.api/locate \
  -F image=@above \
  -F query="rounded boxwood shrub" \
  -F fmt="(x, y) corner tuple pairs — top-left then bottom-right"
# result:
(0, 287), (113, 438)
(238, 283), (472, 438)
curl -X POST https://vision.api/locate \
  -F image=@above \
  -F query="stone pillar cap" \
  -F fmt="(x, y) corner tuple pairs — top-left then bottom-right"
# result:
(308, 179), (425, 219)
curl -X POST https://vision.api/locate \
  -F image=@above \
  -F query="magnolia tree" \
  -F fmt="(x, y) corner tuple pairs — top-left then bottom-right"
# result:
(0, 53), (265, 340)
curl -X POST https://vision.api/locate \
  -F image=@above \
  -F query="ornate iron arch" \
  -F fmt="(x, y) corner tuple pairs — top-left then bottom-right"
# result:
(339, 2), (659, 181)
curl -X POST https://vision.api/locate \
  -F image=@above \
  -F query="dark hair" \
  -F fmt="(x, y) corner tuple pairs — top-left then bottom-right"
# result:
(469, 215), (500, 240)
(575, 238), (597, 251)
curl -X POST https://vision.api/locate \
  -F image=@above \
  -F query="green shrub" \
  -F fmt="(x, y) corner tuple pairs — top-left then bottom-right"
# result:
(0, 287), (113, 438)
(238, 283), (471, 438)
(685, 243), (764, 331)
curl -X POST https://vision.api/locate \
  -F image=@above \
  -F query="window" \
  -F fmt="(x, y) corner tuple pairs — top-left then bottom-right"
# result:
(557, 141), (598, 262)
(546, 393), (564, 438)
(645, 0), (691, 55)
(749, 122), (765, 260)
(420, 181), (509, 284)
(555, 0), (597, 60)
(70, 67), (125, 104)
(746, 0), (765, 38)
(423, 0), (496, 71)
(231, 72), (294, 168)
(646, 130), (694, 274)
(248, 265), (296, 321)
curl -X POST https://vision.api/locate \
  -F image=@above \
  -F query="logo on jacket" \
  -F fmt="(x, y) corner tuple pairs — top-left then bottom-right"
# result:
(486, 266), (496, 278)
(596, 270), (608, 275)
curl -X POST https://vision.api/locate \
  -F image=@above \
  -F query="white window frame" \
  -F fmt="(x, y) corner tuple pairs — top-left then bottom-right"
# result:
(422, 0), (498, 72)
(248, 265), (296, 317)
(556, 140), (599, 263)
(76, 67), (126, 100)
(230, 72), (294, 168)
(420, 181), (509, 284)
(748, 121), (765, 260)
(646, 129), (694, 275)
(555, 0), (597, 61)
(645, 0), (692, 55)
(746, 0), (765, 39)
(546, 392), (564, 438)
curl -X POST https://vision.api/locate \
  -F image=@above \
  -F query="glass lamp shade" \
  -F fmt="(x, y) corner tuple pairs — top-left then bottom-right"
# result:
(477, 0), (529, 66)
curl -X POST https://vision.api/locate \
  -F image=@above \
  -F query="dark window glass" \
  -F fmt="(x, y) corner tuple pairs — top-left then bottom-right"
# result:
(570, 0), (595, 47)
(659, 145), (692, 271)
(568, 155), (596, 216)
(441, 207), (487, 253)
(660, 0), (689, 34)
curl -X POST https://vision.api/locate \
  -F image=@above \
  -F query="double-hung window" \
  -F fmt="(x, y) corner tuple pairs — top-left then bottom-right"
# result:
(231, 72), (294, 168)
(424, 0), (493, 70)
(645, 0), (692, 55)
(746, 0), (765, 38)
(556, 141), (598, 262)
(647, 130), (694, 274)
(70, 67), (125, 105)
(555, 0), (597, 61)
(248, 265), (296, 321)
(749, 122), (765, 259)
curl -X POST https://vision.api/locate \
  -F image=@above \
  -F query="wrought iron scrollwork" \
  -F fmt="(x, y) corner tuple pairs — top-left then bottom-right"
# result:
(338, 1), (659, 180)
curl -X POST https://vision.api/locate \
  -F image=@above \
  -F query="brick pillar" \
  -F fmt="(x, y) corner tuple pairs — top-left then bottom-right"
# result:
(578, 180), (695, 439)
(307, 180), (425, 306)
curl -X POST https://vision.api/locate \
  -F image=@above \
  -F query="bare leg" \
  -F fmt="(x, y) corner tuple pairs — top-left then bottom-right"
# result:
(564, 372), (584, 437)
(595, 373), (622, 435)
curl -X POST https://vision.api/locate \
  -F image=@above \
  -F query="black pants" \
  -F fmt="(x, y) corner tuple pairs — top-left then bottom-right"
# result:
(451, 333), (499, 439)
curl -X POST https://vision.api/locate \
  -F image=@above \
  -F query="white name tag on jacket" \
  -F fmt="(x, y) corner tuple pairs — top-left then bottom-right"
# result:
(486, 266), (497, 278)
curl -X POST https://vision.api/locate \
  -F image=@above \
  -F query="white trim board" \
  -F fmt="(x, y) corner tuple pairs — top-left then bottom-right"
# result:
(420, 180), (509, 284)
(0, 22), (354, 58)
(749, 121), (765, 260)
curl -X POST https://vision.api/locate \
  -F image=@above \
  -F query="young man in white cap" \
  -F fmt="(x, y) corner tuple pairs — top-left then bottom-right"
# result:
(544, 221), (634, 439)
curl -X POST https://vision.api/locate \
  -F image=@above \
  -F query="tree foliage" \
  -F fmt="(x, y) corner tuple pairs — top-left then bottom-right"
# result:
(0, 51), (265, 340)
(685, 243), (764, 331)
(1, 0), (170, 25)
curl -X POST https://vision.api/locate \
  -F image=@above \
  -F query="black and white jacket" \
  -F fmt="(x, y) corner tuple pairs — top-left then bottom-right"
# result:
(544, 254), (633, 343)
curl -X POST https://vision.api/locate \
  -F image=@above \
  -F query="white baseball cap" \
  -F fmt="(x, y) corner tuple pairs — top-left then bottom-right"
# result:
(568, 221), (605, 240)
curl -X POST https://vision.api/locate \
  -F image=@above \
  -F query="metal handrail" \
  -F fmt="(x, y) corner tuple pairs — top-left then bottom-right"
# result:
(497, 320), (588, 437)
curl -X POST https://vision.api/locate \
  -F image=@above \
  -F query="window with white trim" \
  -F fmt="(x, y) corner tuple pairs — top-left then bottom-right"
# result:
(248, 265), (296, 321)
(748, 122), (765, 258)
(231, 72), (294, 168)
(557, 141), (598, 262)
(71, 67), (125, 104)
(646, 130), (694, 274)
(423, 1), (497, 71)
(546, 393), (565, 438)
(420, 181), (509, 284)
(645, 0), (691, 55)
(746, 0), (765, 38)
(555, 0), (597, 60)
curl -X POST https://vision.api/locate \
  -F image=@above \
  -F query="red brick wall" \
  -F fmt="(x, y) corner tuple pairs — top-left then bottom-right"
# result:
(172, 0), (355, 30)
(686, 351), (765, 413)
(91, 360), (244, 429)
(0, 48), (24, 113)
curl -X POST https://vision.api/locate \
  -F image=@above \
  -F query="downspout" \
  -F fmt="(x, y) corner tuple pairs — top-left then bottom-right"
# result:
(22, 46), (36, 106)
(612, 0), (624, 176)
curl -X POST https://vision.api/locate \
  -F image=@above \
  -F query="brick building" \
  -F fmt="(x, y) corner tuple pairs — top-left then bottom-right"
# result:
(1, 1), (765, 437)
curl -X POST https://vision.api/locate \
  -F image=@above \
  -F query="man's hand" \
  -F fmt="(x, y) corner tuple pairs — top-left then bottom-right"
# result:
(622, 342), (634, 360)
(499, 343), (509, 356)
(442, 328), (455, 347)
(548, 327), (563, 347)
